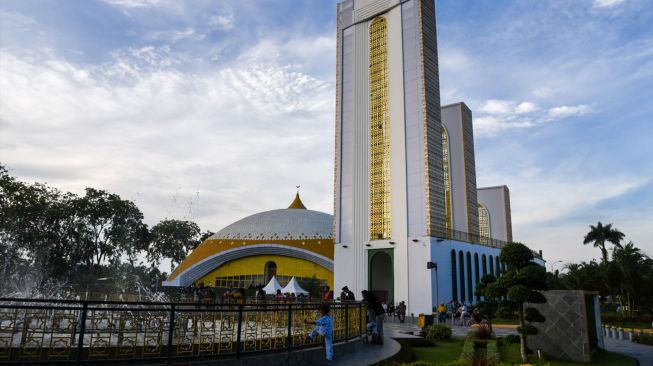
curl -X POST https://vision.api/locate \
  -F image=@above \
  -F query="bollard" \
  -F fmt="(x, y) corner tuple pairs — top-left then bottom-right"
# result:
(617, 328), (624, 340)
(628, 331), (633, 342)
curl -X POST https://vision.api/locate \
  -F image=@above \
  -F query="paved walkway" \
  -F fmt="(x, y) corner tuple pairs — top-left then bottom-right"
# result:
(604, 337), (653, 366)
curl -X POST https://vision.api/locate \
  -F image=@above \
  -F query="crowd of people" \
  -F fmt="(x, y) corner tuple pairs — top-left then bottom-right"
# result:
(433, 300), (488, 326)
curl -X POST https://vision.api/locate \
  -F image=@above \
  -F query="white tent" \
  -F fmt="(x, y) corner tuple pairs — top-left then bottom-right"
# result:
(281, 277), (308, 295)
(262, 276), (283, 294)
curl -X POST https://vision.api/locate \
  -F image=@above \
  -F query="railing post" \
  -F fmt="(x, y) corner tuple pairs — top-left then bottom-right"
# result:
(167, 304), (176, 362)
(76, 301), (88, 365)
(236, 305), (243, 358)
(345, 303), (349, 342)
(286, 304), (292, 353)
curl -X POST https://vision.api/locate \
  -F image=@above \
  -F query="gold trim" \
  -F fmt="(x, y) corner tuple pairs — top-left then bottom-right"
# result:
(369, 16), (391, 240)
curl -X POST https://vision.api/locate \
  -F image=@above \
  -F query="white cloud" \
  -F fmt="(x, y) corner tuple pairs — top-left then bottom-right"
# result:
(479, 99), (515, 115)
(209, 14), (235, 30)
(473, 99), (592, 137)
(547, 104), (592, 119)
(593, 0), (626, 8)
(515, 101), (538, 114)
(0, 38), (335, 231)
(102, 0), (161, 8)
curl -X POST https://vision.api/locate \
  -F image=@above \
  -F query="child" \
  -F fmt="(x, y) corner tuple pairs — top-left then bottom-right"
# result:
(305, 303), (334, 362)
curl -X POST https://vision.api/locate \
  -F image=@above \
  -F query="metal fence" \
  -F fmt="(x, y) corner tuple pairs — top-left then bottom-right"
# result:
(0, 298), (365, 364)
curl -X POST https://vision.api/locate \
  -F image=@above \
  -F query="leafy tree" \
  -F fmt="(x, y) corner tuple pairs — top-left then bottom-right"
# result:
(495, 242), (548, 363)
(583, 222), (624, 263)
(148, 219), (201, 271)
(610, 242), (651, 317)
(474, 274), (499, 332)
(72, 188), (149, 267)
(0, 165), (79, 283)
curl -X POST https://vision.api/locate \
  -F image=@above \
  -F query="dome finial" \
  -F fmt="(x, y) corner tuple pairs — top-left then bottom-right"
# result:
(288, 191), (307, 209)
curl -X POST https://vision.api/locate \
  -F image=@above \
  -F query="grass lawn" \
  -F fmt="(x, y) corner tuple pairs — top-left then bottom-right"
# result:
(500, 342), (638, 365)
(412, 339), (463, 364)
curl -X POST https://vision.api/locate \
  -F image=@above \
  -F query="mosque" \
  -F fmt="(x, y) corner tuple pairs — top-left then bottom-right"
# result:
(165, 0), (543, 313)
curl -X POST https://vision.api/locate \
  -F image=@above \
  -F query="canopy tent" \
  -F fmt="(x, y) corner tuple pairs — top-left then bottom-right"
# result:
(262, 276), (283, 295)
(281, 277), (308, 295)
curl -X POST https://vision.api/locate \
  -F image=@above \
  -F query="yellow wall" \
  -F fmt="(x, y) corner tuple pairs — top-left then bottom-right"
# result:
(169, 239), (333, 281)
(195, 255), (333, 288)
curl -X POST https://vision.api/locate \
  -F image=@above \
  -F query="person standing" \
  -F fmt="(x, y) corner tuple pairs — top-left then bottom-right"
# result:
(396, 301), (406, 323)
(305, 303), (334, 362)
(363, 291), (385, 344)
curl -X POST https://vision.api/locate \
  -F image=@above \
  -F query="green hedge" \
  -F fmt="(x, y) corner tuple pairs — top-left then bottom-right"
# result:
(486, 340), (500, 365)
(459, 338), (475, 362)
(423, 324), (453, 340)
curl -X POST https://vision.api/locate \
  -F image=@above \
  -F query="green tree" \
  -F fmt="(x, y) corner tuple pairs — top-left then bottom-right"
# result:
(0, 164), (79, 283)
(148, 219), (201, 271)
(495, 242), (548, 363)
(583, 222), (624, 263)
(610, 242), (651, 317)
(72, 188), (149, 267)
(474, 274), (499, 332)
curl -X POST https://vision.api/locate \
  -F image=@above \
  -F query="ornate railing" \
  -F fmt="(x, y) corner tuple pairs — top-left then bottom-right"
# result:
(0, 298), (365, 364)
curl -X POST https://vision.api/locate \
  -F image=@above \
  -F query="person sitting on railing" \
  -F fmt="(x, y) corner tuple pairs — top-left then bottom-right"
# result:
(305, 303), (334, 362)
(339, 286), (355, 301)
(321, 286), (333, 301)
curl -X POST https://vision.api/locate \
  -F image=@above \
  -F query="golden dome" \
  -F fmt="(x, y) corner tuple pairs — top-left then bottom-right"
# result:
(288, 193), (307, 209)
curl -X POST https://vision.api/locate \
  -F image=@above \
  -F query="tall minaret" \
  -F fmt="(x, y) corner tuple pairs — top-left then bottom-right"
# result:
(333, 0), (445, 312)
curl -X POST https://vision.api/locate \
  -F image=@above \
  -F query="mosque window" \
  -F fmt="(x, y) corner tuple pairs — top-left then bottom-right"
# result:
(478, 204), (490, 244)
(495, 257), (501, 277)
(451, 250), (458, 301)
(474, 253), (480, 301)
(466, 252), (473, 302)
(369, 17), (391, 241)
(442, 128), (453, 233)
(264, 261), (277, 283)
(489, 255), (494, 275)
(459, 251), (466, 302)
(482, 254), (487, 275)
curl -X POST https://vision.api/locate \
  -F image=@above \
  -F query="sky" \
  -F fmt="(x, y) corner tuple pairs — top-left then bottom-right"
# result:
(1, 0), (652, 272)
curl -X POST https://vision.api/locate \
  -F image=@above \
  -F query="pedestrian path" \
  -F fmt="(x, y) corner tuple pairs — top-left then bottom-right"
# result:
(604, 337), (653, 366)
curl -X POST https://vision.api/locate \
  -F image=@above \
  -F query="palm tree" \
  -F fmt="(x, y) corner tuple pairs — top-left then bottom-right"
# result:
(583, 222), (625, 263)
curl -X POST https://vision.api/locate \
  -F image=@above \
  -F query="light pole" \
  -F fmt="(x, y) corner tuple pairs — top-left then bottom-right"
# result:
(546, 260), (563, 273)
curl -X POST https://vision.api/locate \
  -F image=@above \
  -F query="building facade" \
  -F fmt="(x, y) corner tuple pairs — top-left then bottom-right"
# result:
(333, 0), (536, 314)
(164, 194), (334, 291)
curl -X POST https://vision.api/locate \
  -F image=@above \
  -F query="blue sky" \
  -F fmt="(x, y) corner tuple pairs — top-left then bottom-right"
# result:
(1, 0), (651, 270)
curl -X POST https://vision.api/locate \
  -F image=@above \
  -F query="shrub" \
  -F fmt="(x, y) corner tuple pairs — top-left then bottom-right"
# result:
(436, 361), (469, 366)
(503, 334), (520, 344)
(459, 338), (475, 361)
(494, 305), (515, 319)
(423, 324), (452, 340)
(633, 333), (653, 346)
(399, 362), (433, 366)
(486, 340), (500, 366)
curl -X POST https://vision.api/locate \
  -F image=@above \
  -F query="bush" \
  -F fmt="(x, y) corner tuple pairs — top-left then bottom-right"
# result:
(423, 324), (452, 340)
(502, 334), (520, 344)
(633, 333), (653, 346)
(495, 305), (515, 319)
(437, 361), (469, 366)
(459, 338), (475, 361)
(399, 362), (433, 366)
(486, 340), (500, 365)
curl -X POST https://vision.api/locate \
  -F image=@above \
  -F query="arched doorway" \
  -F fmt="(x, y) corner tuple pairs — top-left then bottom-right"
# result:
(369, 250), (393, 303)
(264, 261), (277, 283)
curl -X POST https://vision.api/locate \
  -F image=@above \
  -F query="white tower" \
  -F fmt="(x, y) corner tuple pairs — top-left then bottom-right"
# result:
(333, 0), (445, 313)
